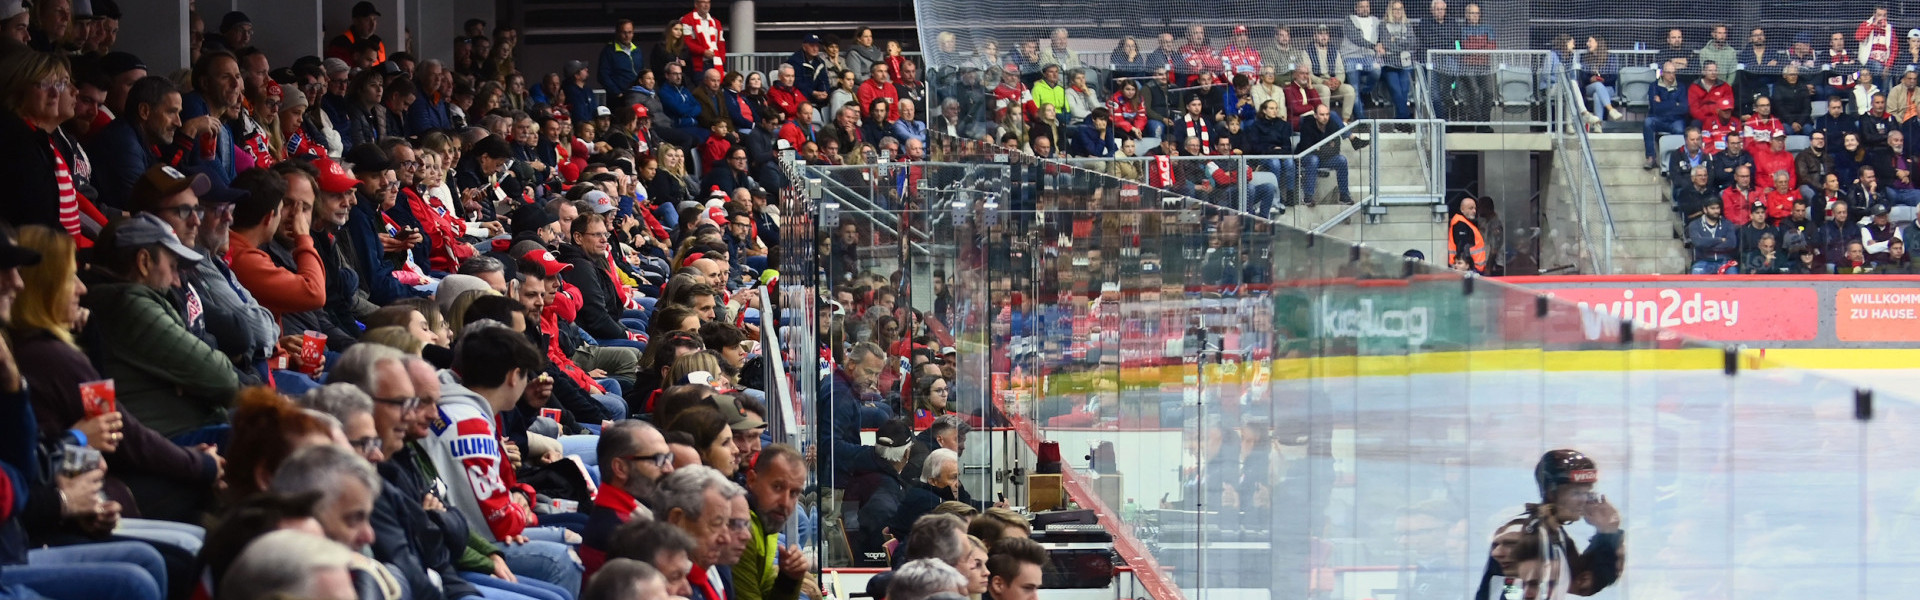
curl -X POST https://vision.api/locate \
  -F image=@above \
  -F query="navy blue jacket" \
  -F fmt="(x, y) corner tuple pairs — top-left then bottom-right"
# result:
(1648, 80), (1689, 121)
(565, 81), (599, 123)
(816, 368), (886, 488)
(661, 84), (703, 128)
(787, 52), (832, 100)
(599, 43), (645, 93)
(1071, 123), (1117, 157)
(345, 193), (427, 305)
(1245, 116), (1295, 155)
(407, 96), (453, 136)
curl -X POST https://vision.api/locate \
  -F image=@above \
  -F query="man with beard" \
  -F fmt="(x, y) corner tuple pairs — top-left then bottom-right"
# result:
(583, 420), (677, 578)
(342, 143), (429, 306)
(734, 445), (810, 600)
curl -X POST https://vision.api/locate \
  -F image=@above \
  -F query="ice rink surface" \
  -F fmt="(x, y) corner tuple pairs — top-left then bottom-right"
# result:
(1051, 366), (1920, 600)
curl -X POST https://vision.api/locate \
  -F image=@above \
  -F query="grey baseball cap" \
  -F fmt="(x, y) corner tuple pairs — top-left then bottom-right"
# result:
(111, 214), (205, 263)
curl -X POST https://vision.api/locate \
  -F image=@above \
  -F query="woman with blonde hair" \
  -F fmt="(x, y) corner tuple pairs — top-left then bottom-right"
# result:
(0, 50), (105, 242)
(360, 326), (426, 355)
(666, 349), (729, 390)
(11, 225), (225, 523)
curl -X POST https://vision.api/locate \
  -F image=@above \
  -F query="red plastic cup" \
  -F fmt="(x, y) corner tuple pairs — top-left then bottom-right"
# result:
(301, 330), (327, 377)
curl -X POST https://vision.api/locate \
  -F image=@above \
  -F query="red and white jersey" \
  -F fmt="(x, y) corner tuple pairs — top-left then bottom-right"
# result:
(681, 12), (726, 71)
(1743, 115), (1783, 145)
(1703, 115), (1739, 154)
(1177, 44), (1223, 82)
(430, 393), (531, 541)
(1220, 45), (1263, 77)
(993, 83), (1030, 120)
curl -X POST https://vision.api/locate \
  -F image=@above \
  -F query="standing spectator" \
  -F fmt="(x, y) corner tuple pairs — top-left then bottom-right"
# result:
(325, 2), (386, 65)
(1448, 197), (1485, 272)
(1339, 0), (1382, 106)
(680, 0), (726, 72)
(1643, 61), (1687, 170)
(1687, 201), (1738, 273)
(1858, 7), (1899, 85)
(564, 60), (600, 124)
(1454, 2), (1495, 119)
(1377, 1), (1418, 119)
(600, 20), (645, 104)
(1305, 25), (1356, 122)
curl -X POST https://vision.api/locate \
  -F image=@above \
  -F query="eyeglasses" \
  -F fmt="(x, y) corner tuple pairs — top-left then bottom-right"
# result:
(624, 452), (674, 470)
(373, 396), (422, 412)
(726, 518), (750, 533)
(580, 231), (611, 239)
(158, 204), (205, 221)
(350, 436), (383, 455)
(35, 78), (69, 93)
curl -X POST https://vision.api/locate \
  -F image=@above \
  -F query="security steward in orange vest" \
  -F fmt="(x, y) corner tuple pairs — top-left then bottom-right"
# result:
(1449, 196), (1487, 272)
(326, 1), (387, 64)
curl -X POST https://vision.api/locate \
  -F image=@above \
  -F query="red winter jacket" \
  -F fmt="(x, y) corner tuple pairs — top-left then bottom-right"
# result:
(1688, 80), (1734, 126)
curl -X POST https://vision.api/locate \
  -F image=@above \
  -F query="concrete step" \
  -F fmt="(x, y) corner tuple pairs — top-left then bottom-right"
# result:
(1600, 201), (1680, 222)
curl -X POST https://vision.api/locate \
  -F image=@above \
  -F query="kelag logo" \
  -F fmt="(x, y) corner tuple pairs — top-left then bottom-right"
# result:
(1319, 298), (1431, 346)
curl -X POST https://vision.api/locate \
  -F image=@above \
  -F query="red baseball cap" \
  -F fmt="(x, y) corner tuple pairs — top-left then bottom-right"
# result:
(311, 157), (359, 194)
(521, 249), (574, 277)
(1233, 25), (1248, 34)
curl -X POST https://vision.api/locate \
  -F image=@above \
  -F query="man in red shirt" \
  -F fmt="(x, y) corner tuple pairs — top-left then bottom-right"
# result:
(1688, 62), (1734, 126)
(1177, 23), (1223, 85)
(767, 64), (807, 121)
(856, 62), (899, 119)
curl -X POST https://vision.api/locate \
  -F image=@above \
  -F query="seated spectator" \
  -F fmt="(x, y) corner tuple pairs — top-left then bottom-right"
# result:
(1797, 131), (1835, 200)
(583, 558), (670, 600)
(1815, 95), (1859, 144)
(1851, 166), (1891, 216)
(1720, 165), (1760, 227)
(1687, 201), (1739, 274)
(605, 520), (700, 597)
(888, 559), (969, 600)
(1641, 62), (1688, 170)
(1687, 62), (1733, 127)
(581, 419), (672, 579)
(968, 508), (1031, 549)
(13, 225), (223, 524)
(431, 323), (586, 595)
(218, 529), (362, 600)
(1674, 167), (1719, 221)
(85, 213), (240, 442)
(652, 465), (744, 600)
(1860, 92), (1897, 147)
(1777, 65), (1815, 134)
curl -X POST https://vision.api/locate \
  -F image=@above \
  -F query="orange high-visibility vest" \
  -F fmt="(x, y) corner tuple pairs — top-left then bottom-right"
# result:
(1450, 213), (1486, 268)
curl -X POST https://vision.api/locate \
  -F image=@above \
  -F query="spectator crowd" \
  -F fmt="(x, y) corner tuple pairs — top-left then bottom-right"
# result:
(0, 1), (1071, 600)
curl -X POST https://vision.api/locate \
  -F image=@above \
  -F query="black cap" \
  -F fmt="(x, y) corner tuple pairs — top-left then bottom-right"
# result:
(0, 226), (42, 270)
(220, 11), (250, 32)
(507, 204), (556, 237)
(1874, 203), (1891, 216)
(92, 0), (120, 20)
(99, 51), (146, 77)
(342, 144), (391, 174)
(352, 1), (381, 18)
(875, 417), (913, 448)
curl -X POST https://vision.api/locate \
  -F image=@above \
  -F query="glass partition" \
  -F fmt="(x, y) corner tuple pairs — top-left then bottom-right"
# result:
(773, 145), (1912, 600)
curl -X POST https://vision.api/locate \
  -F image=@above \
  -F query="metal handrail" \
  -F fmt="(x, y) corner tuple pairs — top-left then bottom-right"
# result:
(1553, 64), (1618, 274)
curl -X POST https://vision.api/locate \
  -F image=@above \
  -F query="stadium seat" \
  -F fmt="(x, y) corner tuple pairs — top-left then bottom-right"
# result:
(1785, 135), (1810, 153)
(1657, 133), (1684, 175)
(1618, 67), (1657, 110)
(1496, 66), (1535, 109)
(1812, 100), (1829, 116)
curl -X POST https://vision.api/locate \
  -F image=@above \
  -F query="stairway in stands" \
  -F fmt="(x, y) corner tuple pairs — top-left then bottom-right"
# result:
(1583, 133), (1690, 274)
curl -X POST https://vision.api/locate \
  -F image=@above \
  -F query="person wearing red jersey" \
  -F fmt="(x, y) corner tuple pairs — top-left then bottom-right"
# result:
(1221, 26), (1264, 80)
(1857, 7), (1898, 81)
(1701, 98), (1739, 155)
(681, 0), (727, 72)
(1743, 96), (1784, 146)
(1108, 80), (1158, 139)
(428, 324), (586, 596)
(1176, 23), (1223, 85)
